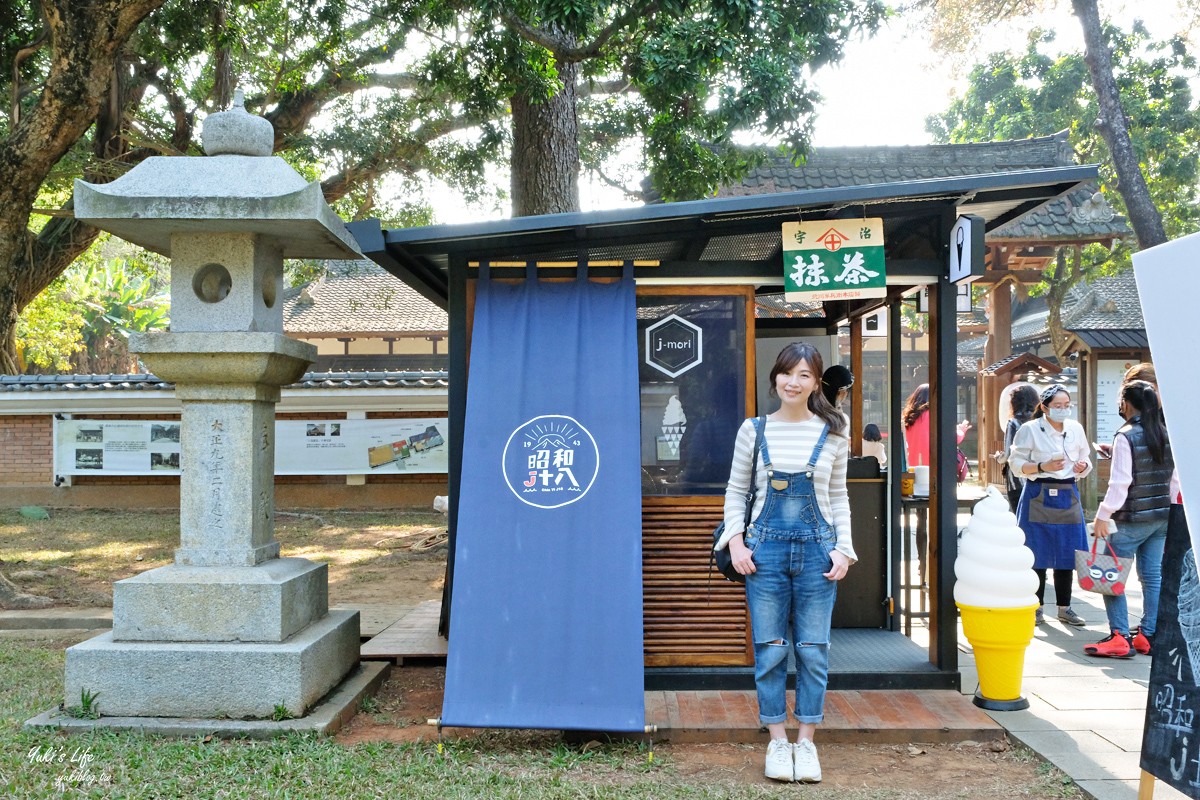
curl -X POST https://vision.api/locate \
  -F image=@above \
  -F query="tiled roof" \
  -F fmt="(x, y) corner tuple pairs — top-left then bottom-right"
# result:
(282, 260), (447, 335)
(707, 131), (1126, 243)
(990, 184), (1129, 241)
(958, 336), (986, 355)
(1061, 269), (1144, 330)
(721, 132), (1076, 195)
(1012, 304), (1052, 346)
(0, 371), (448, 393)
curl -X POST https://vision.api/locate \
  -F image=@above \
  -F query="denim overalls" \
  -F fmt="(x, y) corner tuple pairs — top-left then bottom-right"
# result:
(742, 420), (838, 725)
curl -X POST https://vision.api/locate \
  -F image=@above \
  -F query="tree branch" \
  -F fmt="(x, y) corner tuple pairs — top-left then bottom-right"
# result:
(10, 12), (49, 127)
(499, 3), (660, 62)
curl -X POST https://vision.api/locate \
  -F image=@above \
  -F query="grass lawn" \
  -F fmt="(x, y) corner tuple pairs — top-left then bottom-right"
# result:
(3, 637), (679, 799)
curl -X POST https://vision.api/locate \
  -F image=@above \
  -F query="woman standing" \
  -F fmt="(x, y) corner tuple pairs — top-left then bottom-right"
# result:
(1085, 381), (1174, 657)
(901, 383), (971, 469)
(717, 342), (854, 783)
(997, 384), (1040, 513)
(1007, 384), (1093, 626)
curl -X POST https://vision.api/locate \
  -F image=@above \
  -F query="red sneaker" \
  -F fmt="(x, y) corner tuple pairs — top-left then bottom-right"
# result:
(1084, 631), (1134, 658)
(1132, 627), (1153, 655)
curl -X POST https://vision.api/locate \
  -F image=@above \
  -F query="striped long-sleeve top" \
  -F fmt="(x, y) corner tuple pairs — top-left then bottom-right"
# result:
(717, 416), (856, 563)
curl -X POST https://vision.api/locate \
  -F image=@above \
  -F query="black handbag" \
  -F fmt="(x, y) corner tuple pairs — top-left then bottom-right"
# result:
(710, 416), (765, 583)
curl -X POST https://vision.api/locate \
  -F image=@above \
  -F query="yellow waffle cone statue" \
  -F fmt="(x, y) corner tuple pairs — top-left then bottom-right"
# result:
(955, 488), (1040, 710)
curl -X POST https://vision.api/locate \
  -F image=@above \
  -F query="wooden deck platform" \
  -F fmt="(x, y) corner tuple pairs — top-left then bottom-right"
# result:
(357, 602), (1001, 744)
(359, 600), (446, 661)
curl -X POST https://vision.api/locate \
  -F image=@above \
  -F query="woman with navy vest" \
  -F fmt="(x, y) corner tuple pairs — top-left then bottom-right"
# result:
(1084, 380), (1174, 658)
(719, 342), (854, 784)
(1007, 384), (1093, 627)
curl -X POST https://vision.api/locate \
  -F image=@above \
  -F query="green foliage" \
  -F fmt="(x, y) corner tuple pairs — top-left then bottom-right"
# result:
(15, 240), (169, 374)
(271, 703), (295, 721)
(927, 23), (1200, 250)
(405, 0), (886, 202)
(63, 688), (101, 720)
(15, 275), (88, 372)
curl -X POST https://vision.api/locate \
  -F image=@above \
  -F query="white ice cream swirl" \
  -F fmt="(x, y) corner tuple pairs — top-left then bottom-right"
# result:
(954, 487), (1039, 608)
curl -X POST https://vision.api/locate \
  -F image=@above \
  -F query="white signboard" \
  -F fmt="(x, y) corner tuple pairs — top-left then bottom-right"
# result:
(1133, 231), (1200, 558)
(949, 214), (985, 284)
(53, 418), (448, 477)
(1094, 359), (1131, 448)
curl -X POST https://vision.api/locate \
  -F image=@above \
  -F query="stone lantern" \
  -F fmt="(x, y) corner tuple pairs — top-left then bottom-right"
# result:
(60, 92), (362, 721)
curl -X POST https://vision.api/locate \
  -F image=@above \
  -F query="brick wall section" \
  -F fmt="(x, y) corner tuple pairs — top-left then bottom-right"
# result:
(0, 415), (53, 486)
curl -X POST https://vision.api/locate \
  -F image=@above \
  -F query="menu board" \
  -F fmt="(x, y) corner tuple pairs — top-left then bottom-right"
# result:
(1141, 505), (1200, 798)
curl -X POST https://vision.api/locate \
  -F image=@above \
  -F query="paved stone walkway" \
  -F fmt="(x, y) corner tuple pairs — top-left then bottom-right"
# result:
(955, 575), (1190, 800)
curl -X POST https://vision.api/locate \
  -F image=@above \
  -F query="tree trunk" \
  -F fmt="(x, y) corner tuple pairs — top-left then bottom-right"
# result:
(510, 58), (581, 217)
(1072, 0), (1167, 249)
(1045, 246), (1090, 367)
(0, 0), (164, 375)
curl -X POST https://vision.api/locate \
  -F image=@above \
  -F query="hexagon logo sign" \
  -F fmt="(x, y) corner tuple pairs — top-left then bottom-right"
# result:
(645, 314), (703, 378)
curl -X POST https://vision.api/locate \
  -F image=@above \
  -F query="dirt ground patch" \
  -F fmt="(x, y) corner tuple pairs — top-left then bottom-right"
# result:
(337, 665), (1079, 797)
(0, 508), (448, 608)
(2, 508), (1081, 797)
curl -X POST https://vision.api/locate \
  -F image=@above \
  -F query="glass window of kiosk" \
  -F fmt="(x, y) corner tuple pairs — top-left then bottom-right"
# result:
(637, 292), (747, 495)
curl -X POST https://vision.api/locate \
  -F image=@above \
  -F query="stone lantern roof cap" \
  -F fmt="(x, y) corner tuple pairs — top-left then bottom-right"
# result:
(73, 91), (361, 260)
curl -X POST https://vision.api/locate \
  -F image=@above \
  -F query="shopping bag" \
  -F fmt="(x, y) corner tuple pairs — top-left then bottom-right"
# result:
(1076, 536), (1132, 596)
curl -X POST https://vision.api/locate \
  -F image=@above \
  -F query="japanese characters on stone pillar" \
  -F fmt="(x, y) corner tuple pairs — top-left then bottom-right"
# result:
(59, 90), (364, 721)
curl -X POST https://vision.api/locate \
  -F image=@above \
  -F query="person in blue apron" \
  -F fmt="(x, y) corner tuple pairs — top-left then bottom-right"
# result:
(716, 343), (855, 784)
(1007, 383), (1094, 627)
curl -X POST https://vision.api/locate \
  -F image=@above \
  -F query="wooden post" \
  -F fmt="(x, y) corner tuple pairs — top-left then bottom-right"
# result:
(1137, 770), (1155, 799)
(851, 313), (864, 453)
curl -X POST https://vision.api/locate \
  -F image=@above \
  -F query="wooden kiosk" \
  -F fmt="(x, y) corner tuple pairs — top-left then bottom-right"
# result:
(350, 165), (1097, 692)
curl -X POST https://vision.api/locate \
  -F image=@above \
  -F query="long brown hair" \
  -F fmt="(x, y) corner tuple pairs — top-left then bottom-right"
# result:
(901, 383), (930, 430)
(768, 343), (846, 435)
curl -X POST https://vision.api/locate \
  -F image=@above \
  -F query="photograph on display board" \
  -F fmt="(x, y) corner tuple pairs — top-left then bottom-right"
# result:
(150, 423), (180, 443)
(150, 452), (181, 470)
(75, 449), (103, 469)
(75, 427), (103, 443)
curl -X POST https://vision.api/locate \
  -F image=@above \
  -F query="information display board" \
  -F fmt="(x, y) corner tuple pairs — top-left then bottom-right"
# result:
(53, 417), (448, 477)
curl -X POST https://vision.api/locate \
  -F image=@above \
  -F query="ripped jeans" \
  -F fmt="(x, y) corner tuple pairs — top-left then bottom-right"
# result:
(744, 529), (837, 725)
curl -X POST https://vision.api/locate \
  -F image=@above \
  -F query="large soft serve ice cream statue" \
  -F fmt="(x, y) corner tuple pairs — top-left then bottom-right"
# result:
(955, 487), (1040, 710)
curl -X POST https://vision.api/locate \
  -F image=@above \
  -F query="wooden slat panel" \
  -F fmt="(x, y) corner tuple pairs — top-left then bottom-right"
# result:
(642, 499), (752, 667)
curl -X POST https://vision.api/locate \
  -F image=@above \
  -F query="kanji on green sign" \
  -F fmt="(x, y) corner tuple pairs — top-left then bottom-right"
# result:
(781, 219), (887, 302)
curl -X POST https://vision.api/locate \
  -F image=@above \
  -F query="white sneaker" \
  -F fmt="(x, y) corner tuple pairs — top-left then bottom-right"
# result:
(764, 738), (795, 782)
(793, 738), (822, 783)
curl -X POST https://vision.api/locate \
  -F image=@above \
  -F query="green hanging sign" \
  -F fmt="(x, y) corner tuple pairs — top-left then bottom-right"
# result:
(782, 218), (887, 302)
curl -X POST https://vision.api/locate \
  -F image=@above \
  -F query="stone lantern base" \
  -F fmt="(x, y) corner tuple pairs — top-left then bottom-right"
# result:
(63, 609), (359, 719)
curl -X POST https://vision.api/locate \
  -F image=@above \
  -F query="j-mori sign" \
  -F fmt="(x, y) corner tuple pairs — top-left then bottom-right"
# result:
(782, 218), (886, 303)
(645, 314), (702, 378)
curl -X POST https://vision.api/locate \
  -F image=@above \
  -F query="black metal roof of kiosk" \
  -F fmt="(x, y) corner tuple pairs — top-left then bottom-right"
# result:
(348, 165), (1098, 309)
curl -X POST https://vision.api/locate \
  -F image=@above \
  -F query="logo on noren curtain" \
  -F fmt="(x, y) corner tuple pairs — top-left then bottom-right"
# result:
(502, 415), (599, 509)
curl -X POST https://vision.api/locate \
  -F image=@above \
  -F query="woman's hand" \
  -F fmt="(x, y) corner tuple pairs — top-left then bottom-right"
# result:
(1093, 517), (1111, 538)
(824, 550), (851, 581)
(1073, 459), (1089, 474)
(1041, 457), (1067, 473)
(957, 419), (972, 436)
(729, 536), (756, 577)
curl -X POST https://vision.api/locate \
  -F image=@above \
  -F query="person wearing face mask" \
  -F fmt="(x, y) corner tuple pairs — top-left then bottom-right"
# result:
(1084, 380), (1174, 658)
(1007, 384), (1094, 627)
